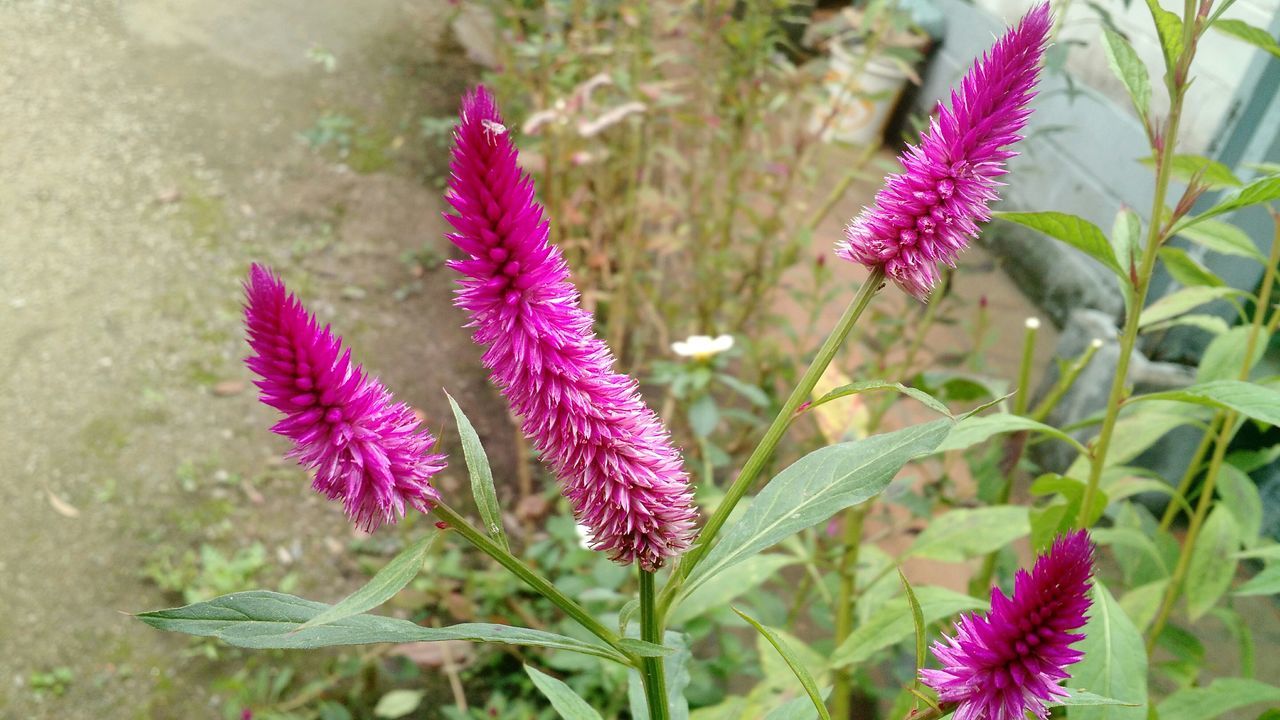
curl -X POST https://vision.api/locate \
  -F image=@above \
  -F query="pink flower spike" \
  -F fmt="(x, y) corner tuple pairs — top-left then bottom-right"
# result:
(838, 2), (1053, 301)
(243, 264), (445, 531)
(443, 86), (697, 571)
(920, 530), (1096, 720)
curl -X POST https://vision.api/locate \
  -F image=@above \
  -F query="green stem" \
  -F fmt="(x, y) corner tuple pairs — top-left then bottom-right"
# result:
(830, 504), (869, 719)
(1030, 339), (1102, 423)
(433, 503), (634, 663)
(1158, 420), (1216, 530)
(658, 268), (886, 617)
(639, 569), (669, 720)
(1013, 318), (1040, 416)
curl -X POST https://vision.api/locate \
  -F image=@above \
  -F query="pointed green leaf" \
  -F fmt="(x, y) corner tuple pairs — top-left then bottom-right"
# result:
(1176, 218), (1265, 261)
(830, 586), (984, 667)
(1143, 0), (1184, 76)
(734, 608), (831, 720)
(136, 591), (628, 662)
(671, 553), (795, 624)
(446, 393), (507, 551)
(898, 569), (926, 676)
(1143, 313), (1231, 336)
(1217, 463), (1263, 543)
(1138, 287), (1244, 328)
(1208, 606), (1255, 678)
(1102, 29), (1150, 119)
(1181, 176), (1280, 229)
(1141, 155), (1242, 190)
(1234, 564), (1280, 596)
(296, 533), (438, 632)
(1198, 326), (1269, 382)
(1110, 208), (1143, 281)
(525, 665), (605, 720)
(1051, 688), (1141, 707)
(936, 413), (1089, 455)
(1157, 678), (1280, 720)
(1132, 380), (1280, 426)
(1159, 247), (1224, 287)
(1068, 582), (1147, 719)
(1184, 505), (1241, 620)
(1213, 18), (1280, 59)
(995, 211), (1124, 280)
(684, 420), (950, 596)
(809, 379), (951, 418)
(906, 506), (1030, 561)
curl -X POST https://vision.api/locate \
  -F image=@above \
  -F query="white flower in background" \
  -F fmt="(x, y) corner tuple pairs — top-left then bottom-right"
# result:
(671, 334), (734, 361)
(573, 522), (595, 551)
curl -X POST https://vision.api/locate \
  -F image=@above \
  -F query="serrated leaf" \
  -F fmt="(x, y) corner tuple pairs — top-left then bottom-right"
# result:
(1132, 380), (1280, 426)
(1213, 18), (1280, 59)
(906, 506), (1030, 561)
(296, 533), (438, 632)
(1198, 326), (1269, 382)
(1156, 678), (1280, 720)
(1176, 219), (1265, 261)
(1141, 154), (1242, 190)
(936, 413), (1089, 455)
(1184, 505), (1240, 620)
(525, 665), (605, 720)
(1159, 246), (1224, 287)
(995, 211), (1124, 280)
(1102, 29), (1150, 119)
(684, 420), (950, 597)
(671, 554), (795, 624)
(809, 379), (951, 418)
(447, 393), (507, 551)
(1068, 582), (1147, 719)
(734, 608), (831, 720)
(830, 585), (984, 667)
(1181, 176), (1280, 228)
(136, 591), (628, 662)
(1138, 287), (1243, 328)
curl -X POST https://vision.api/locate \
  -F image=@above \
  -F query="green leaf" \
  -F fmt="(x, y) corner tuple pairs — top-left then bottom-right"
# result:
(685, 420), (950, 597)
(906, 506), (1030, 562)
(1213, 18), (1280, 59)
(525, 665), (605, 720)
(1208, 606), (1255, 678)
(1159, 247), (1224, 287)
(447, 393), (507, 551)
(1132, 380), (1280, 426)
(1143, 313), (1231, 336)
(898, 569), (926, 677)
(1139, 287), (1243, 328)
(830, 585), (984, 667)
(296, 533), (438, 632)
(689, 394), (720, 438)
(374, 690), (423, 719)
(1119, 579), (1169, 633)
(764, 690), (833, 720)
(1141, 155), (1242, 190)
(1157, 678), (1280, 720)
(1051, 688), (1141, 707)
(1143, 0), (1184, 77)
(671, 554), (795, 625)
(734, 608), (831, 720)
(1184, 506), (1241, 620)
(1102, 29), (1151, 119)
(1217, 463), (1263, 543)
(809, 379), (951, 418)
(936, 413), (1090, 456)
(617, 638), (677, 657)
(1198, 326), (1269, 382)
(1235, 564), (1280, 596)
(1177, 218), (1265, 261)
(1110, 207), (1143, 280)
(136, 591), (628, 662)
(1182, 176), (1280, 228)
(1068, 582), (1147, 720)
(1092, 527), (1170, 577)
(995, 211), (1124, 280)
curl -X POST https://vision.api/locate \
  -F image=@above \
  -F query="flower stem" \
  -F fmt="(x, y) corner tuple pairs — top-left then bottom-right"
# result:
(830, 504), (869, 719)
(432, 503), (635, 664)
(659, 268), (886, 616)
(639, 569), (670, 720)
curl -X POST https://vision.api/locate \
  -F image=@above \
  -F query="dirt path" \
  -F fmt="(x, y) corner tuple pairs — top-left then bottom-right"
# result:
(0, 2), (513, 717)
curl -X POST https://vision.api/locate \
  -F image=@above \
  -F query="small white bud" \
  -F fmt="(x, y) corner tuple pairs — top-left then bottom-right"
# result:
(1024, 317), (1041, 330)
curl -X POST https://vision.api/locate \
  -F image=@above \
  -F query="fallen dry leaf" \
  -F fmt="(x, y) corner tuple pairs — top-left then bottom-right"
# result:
(212, 380), (246, 397)
(47, 490), (80, 518)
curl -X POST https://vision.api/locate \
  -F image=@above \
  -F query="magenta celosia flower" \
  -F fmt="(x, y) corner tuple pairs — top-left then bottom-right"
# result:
(243, 264), (445, 531)
(443, 86), (696, 571)
(920, 530), (1095, 720)
(837, 3), (1052, 300)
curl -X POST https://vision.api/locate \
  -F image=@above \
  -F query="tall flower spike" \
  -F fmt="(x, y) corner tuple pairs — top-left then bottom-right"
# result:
(243, 264), (445, 531)
(444, 86), (697, 571)
(920, 530), (1095, 720)
(837, 3), (1052, 301)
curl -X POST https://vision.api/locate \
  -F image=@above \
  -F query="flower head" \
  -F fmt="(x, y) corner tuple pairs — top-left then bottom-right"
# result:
(243, 264), (445, 530)
(837, 3), (1052, 300)
(443, 86), (697, 571)
(671, 334), (735, 360)
(920, 530), (1095, 720)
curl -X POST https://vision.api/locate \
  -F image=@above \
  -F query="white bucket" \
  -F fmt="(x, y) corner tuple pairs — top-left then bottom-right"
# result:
(811, 47), (910, 145)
